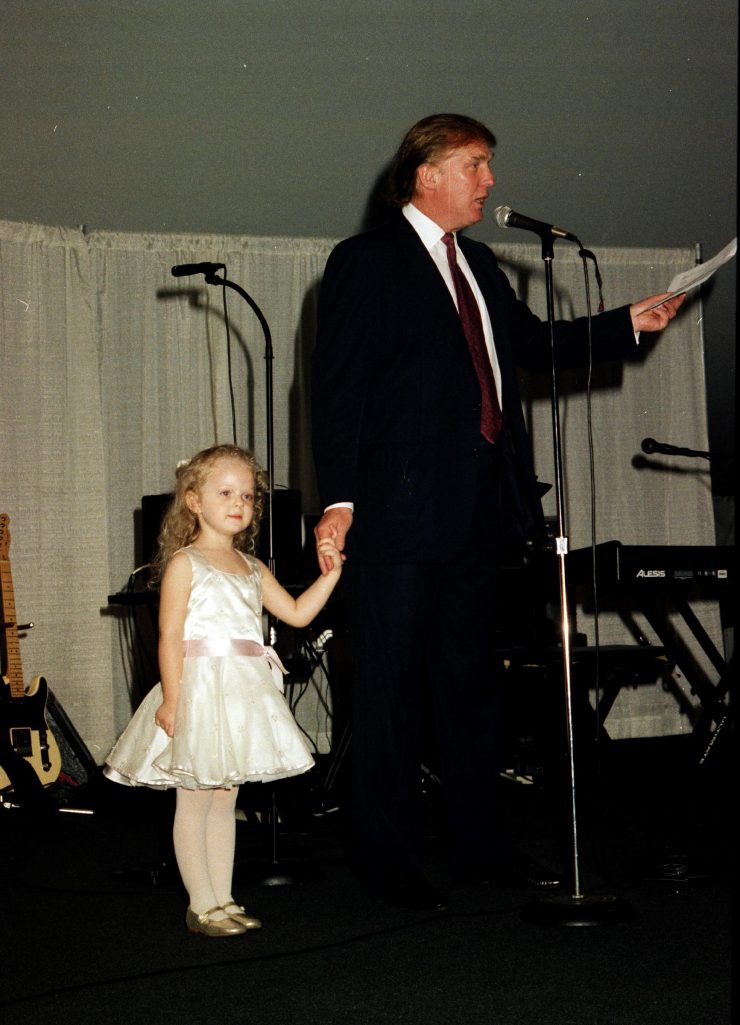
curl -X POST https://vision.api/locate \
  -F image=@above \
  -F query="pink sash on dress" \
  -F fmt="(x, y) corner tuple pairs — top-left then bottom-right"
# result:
(182, 638), (287, 692)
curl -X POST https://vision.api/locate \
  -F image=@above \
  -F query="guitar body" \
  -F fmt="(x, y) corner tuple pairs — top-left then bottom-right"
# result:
(0, 673), (62, 792)
(0, 513), (63, 795)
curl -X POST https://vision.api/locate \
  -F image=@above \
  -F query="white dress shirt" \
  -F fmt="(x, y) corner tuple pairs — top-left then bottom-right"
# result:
(402, 202), (503, 404)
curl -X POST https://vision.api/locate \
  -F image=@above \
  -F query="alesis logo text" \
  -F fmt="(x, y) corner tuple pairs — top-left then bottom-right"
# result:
(635, 568), (666, 578)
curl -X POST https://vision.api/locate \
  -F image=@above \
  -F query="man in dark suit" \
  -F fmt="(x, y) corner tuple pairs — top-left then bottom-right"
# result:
(311, 113), (684, 911)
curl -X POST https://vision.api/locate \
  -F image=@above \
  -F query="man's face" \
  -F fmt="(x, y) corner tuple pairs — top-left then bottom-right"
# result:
(418, 140), (495, 231)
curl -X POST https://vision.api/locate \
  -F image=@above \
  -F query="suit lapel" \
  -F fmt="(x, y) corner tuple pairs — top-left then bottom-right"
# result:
(388, 216), (478, 370)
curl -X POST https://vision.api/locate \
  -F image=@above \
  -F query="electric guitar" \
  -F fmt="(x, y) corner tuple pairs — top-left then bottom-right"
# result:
(0, 514), (62, 792)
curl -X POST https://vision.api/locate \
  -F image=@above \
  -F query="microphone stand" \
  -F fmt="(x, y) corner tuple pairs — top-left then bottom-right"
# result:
(200, 267), (305, 887)
(518, 234), (633, 927)
(203, 268), (276, 550)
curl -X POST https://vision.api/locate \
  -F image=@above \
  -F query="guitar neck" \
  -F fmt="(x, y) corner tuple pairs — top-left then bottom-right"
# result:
(1, 552), (25, 699)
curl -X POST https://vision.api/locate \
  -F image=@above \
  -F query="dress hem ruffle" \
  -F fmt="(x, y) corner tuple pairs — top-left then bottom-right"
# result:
(103, 759), (314, 790)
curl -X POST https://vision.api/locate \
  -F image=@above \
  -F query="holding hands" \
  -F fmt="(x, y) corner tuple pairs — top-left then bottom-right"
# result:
(315, 507), (353, 575)
(316, 530), (345, 576)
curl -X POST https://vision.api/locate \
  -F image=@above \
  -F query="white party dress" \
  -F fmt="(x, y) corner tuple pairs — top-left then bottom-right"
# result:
(104, 547), (314, 789)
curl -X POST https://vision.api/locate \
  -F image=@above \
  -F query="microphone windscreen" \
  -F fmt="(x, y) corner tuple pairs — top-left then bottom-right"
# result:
(493, 205), (512, 229)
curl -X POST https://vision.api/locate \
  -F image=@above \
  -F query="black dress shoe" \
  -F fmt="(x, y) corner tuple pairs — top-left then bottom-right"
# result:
(381, 874), (450, 912)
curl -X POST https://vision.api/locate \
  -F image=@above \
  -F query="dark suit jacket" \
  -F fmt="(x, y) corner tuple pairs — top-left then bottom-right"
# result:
(312, 213), (636, 563)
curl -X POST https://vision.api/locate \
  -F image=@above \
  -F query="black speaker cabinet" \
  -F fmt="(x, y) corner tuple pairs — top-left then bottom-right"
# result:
(141, 493), (174, 565)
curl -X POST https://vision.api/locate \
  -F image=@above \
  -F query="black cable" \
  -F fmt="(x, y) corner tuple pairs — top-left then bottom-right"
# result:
(577, 250), (614, 885)
(579, 247), (605, 313)
(575, 248), (656, 892)
(0, 898), (526, 1007)
(577, 248), (602, 716)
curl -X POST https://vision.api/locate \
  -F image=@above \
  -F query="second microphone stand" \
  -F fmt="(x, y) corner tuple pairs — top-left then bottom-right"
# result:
(202, 266), (308, 886)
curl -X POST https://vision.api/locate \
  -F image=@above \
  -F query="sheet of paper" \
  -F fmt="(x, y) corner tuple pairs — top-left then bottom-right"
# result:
(641, 236), (736, 311)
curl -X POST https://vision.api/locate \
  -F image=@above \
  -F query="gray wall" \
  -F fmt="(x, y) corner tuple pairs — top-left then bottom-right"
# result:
(2, 0), (736, 484)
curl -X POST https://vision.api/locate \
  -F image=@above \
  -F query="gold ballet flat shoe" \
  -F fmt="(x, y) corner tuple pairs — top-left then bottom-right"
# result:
(186, 906), (247, 936)
(222, 902), (262, 930)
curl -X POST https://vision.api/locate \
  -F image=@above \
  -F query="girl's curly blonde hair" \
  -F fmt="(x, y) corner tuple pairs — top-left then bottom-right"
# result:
(149, 444), (268, 585)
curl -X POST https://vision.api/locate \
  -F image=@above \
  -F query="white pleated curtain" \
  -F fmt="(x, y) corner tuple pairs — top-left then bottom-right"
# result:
(0, 218), (718, 759)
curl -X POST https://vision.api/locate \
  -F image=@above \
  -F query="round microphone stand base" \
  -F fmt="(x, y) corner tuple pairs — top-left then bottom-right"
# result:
(521, 892), (636, 928)
(237, 857), (320, 888)
(235, 788), (321, 888)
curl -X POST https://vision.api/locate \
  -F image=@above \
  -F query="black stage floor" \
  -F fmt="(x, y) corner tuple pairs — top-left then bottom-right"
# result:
(0, 733), (734, 1025)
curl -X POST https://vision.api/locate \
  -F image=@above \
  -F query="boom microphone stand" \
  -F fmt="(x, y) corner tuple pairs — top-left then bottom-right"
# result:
(504, 233), (634, 926)
(172, 262), (304, 886)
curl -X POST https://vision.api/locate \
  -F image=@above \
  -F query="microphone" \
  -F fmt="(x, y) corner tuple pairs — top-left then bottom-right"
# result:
(494, 205), (579, 243)
(641, 437), (709, 458)
(171, 262), (225, 277)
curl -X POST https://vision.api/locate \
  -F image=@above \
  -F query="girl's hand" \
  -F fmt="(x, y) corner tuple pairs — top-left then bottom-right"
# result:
(316, 537), (343, 575)
(154, 699), (177, 737)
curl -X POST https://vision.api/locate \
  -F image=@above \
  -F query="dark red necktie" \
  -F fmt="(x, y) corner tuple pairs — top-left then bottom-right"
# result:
(442, 232), (502, 444)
